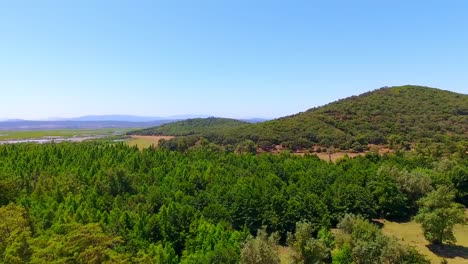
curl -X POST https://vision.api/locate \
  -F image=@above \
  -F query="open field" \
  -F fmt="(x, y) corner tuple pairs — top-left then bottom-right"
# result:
(278, 213), (468, 264)
(382, 214), (468, 264)
(0, 128), (134, 140)
(126, 135), (175, 149)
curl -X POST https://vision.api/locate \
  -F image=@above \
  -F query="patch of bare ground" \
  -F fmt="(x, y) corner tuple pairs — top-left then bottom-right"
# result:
(311, 152), (362, 162)
(259, 144), (393, 162)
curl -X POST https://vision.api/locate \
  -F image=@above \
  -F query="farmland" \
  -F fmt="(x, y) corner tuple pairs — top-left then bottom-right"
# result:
(0, 128), (134, 140)
(125, 135), (175, 149)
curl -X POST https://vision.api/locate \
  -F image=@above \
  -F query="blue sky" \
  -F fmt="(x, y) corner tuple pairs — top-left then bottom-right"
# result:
(1, 0), (467, 120)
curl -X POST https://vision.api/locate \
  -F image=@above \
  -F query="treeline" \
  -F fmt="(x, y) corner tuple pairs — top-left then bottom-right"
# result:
(130, 117), (249, 137)
(0, 142), (466, 263)
(132, 86), (468, 152)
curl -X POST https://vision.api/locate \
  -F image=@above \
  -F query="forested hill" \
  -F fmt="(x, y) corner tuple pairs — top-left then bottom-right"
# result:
(131, 86), (467, 152)
(223, 85), (467, 150)
(129, 117), (249, 136)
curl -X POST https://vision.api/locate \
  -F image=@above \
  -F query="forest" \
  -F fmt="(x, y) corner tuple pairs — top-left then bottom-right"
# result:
(1, 86), (467, 263)
(0, 141), (466, 263)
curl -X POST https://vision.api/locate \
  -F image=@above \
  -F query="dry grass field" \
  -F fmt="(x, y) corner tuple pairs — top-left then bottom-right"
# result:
(125, 135), (175, 149)
(278, 213), (468, 263)
(278, 246), (293, 264)
(382, 214), (468, 264)
(291, 151), (362, 162)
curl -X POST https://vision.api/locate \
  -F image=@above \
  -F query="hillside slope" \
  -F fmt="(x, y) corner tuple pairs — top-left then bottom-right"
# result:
(133, 86), (468, 151)
(129, 117), (249, 136)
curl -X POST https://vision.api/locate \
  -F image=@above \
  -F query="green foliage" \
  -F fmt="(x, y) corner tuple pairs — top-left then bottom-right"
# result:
(378, 165), (434, 215)
(236, 139), (257, 154)
(0, 204), (32, 263)
(288, 222), (334, 264)
(130, 117), (249, 137)
(335, 214), (430, 264)
(332, 243), (352, 264)
(0, 141), (462, 262)
(181, 219), (247, 264)
(447, 162), (468, 204)
(240, 228), (280, 264)
(0, 178), (21, 206)
(414, 186), (465, 245)
(30, 223), (125, 263)
(133, 243), (178, 264)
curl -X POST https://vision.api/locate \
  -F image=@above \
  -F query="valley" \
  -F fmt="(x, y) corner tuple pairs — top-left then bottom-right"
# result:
(0, 86), (466, 263)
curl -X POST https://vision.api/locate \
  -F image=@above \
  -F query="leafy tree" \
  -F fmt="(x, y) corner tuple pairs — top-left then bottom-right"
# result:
(0, 179), (20, 206)
(288, 222), (334, 264)
(181, 220), (246, 264)
(157, 202), (195, 254)
(236, 139), (257, 154)
(448, 164), (468, 205)
(414, 186), (465, 245)
(368, 180), (407, 219)
(240, 228), (280, 264)
(30, 223), (124, 263)
(0, 204), (32, 263)
(332, 243), (352, 264)
(336, 214), (430, 264)
(133, 243), (178, 264)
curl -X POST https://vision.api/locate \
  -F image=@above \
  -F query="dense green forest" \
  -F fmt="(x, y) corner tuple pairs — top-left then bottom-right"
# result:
(130, 117), (249, 137)
(0, 142), (466, 263)
(131, 86), (468, 152)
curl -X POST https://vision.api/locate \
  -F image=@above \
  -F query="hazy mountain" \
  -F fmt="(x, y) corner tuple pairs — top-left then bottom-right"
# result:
(0, 120), (175, 131)
(58, 115), (165, 122)
(241, 118), (268, 123)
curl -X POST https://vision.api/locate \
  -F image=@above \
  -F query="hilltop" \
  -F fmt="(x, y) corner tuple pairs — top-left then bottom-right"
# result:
(132, 86), (468, 152)
(129, 117), (250, 136)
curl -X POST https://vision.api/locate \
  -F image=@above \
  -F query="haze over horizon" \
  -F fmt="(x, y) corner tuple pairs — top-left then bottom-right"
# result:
(1, 1), (467, 120)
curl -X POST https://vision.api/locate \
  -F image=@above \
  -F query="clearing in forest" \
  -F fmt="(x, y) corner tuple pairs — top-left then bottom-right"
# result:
(126, 135), (175, 149)
(382, 217), (468, 264)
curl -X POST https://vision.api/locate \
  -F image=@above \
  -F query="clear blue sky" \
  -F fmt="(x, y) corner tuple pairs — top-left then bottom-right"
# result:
(1, 0), (467, 120)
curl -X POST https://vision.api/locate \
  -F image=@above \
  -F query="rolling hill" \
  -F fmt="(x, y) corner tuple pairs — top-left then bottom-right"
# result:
(129, 117), (250, 136)
(131, 85), (468, 151)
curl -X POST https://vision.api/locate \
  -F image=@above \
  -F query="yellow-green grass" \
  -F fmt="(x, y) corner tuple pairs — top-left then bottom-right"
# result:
(278, 214), (468, 264)
(278, 246), (293, 264)
(0, 128), (133, 140)
(125, 135), (175, 150)
(382, 214), (468, 264)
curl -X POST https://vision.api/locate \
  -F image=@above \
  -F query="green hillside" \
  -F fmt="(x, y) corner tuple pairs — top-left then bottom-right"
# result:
(132, 86), (468, 152)
(222, 85), (467, 150)
(129, 117), (249, 136)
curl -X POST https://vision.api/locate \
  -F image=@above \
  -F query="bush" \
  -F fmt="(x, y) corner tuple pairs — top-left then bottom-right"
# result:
(240, 228), (280, 264)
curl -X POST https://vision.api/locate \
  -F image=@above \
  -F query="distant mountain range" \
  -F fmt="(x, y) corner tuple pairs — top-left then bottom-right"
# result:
(0, 120), (174, 131)
(0, 115), (267, 130)
(39, 115), (210, 122)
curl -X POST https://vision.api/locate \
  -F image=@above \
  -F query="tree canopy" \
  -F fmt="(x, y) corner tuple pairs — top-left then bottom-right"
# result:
(0, 141), (465, 262)
(414, 186), (465, 245)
